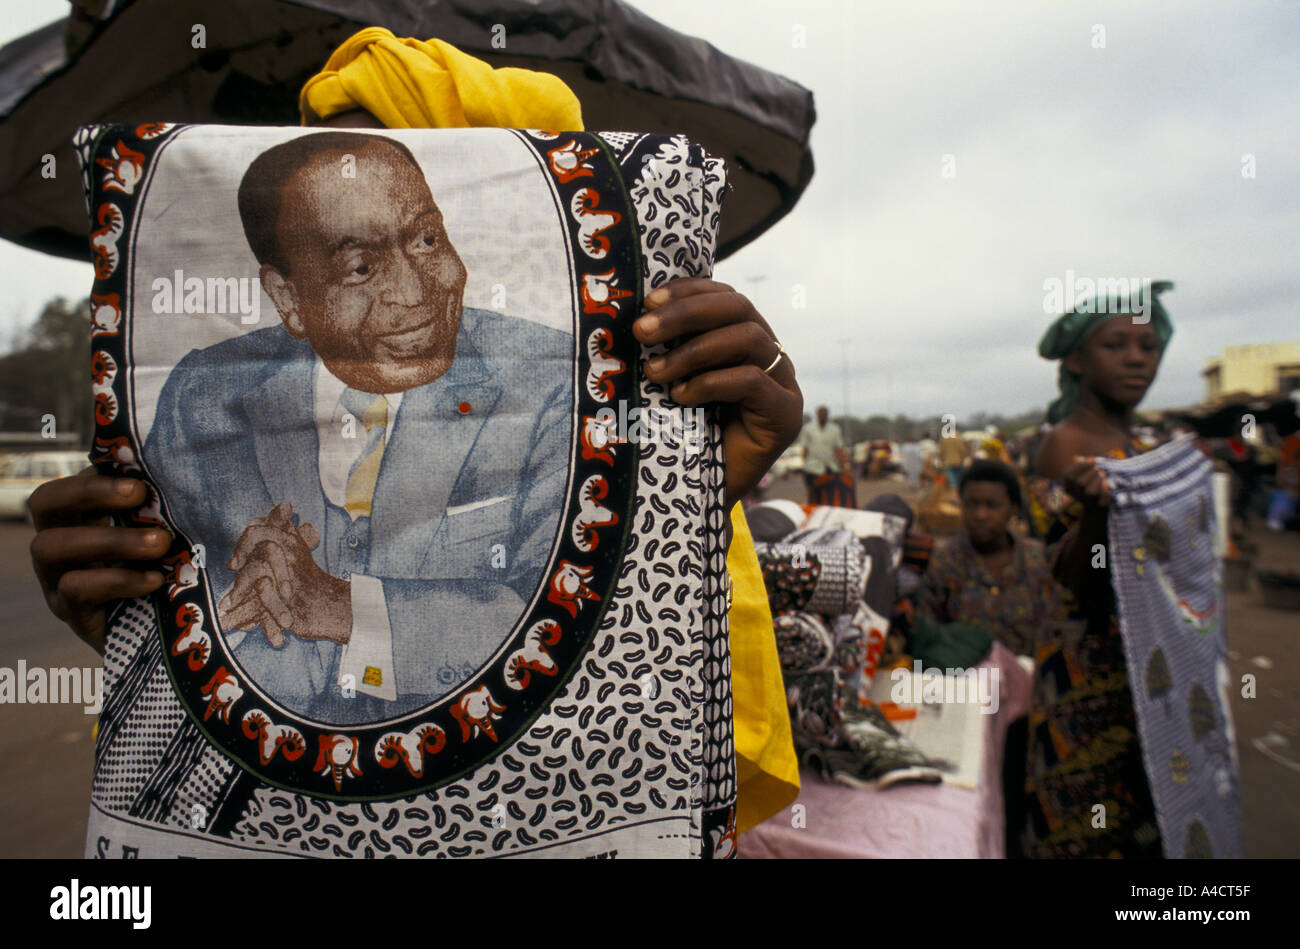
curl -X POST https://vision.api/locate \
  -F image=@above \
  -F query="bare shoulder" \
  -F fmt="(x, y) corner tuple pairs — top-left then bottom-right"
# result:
(1034, 422), (1086, 479)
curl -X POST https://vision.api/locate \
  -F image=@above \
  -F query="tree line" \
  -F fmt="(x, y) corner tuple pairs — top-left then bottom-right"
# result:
(0, 297), (93, 449)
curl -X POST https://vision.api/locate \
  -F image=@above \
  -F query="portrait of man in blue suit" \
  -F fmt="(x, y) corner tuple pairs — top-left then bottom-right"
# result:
(145, 131), (572, 726)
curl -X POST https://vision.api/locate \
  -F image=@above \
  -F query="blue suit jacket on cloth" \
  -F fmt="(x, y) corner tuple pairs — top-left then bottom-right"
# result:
(145, 307), (572, 724)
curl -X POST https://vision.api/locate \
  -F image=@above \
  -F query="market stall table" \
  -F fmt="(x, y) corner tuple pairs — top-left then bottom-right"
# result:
(740, 643), (1032, 859)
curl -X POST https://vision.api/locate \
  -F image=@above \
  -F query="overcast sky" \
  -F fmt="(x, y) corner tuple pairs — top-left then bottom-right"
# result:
(2, 1), (1297, 420)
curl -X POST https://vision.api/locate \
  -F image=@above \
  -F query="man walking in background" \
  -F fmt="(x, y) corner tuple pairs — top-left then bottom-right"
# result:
(799, 405), (852, 506)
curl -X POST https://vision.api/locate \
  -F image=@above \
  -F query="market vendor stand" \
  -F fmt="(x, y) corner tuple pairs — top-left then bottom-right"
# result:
(741, 642), (1031, 859)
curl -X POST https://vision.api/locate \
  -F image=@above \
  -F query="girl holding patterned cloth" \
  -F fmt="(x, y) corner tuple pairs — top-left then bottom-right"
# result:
(1023, 281), (1175, 858)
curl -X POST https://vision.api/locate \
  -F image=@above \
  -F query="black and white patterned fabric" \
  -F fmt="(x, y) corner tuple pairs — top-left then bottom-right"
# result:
(78, 123), (735, 859)
(773, 611), (835, 674)
(754, 540), (867, 617)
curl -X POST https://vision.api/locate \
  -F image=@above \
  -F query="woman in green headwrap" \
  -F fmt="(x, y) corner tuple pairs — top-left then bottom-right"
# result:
(1018, 281), (1173, 859)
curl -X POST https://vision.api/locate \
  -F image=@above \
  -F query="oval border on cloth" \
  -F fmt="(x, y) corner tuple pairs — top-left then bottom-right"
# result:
(85, 123), (643, 800)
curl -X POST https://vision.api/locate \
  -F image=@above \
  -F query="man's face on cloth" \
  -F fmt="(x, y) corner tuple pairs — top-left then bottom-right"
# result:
(266, 139), (468, 393)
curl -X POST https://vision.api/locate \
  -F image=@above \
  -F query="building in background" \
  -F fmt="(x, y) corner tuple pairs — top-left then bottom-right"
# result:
(1203, 341), (1300, 401)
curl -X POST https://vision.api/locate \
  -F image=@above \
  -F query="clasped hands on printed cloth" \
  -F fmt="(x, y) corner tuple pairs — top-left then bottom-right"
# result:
(217, 502), (351, 647)
(29, 277), (804, 655)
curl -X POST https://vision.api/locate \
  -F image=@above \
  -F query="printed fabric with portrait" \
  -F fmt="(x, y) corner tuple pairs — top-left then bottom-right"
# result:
(76, 123), (736, 858)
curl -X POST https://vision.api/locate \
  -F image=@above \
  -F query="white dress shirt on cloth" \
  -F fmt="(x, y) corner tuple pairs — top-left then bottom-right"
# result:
(314, 359), (404, 701)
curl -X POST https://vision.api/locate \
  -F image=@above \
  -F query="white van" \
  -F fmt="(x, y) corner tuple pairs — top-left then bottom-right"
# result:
(0, 451), (88, 519)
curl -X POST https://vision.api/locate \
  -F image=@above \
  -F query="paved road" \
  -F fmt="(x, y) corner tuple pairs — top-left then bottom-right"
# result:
(1, 477), (1296, 857)
(0, 520), (97, 858)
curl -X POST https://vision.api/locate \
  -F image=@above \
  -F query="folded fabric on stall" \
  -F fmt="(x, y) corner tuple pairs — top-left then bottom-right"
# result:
(755, 540), (867, 616)
(76, 121), (736, 859)
(1097, 435), (1244, 858)
(802, 704), (944, 790)
(773, 611), (835, 673)
(745, 499), (806, 543)
(782, 525), (859, 548)
(862, 492), (916, 533)
(784, 669), (843, 748)
(800, 506), (908, 569)
(832, 600), (889, 704)
(911, 616), (993, 670)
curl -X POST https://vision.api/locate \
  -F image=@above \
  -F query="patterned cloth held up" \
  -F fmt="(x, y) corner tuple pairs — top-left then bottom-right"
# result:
(1096, 435), (1243, 858)
(76, 121), (734, 860)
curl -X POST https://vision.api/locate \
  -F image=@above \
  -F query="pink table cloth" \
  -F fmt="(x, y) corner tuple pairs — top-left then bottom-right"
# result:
(740, 643), (1032, 859)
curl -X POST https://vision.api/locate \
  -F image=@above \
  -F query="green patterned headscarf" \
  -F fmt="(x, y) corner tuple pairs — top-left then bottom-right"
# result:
(1038, 280), (1174, 424)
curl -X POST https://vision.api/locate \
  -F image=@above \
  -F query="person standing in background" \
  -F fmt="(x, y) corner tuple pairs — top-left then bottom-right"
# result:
(899, 432), (925, 490)
(799, 405), (852, 506)
(1024, 281), (1179, 858)
(938, 428), (972, 486)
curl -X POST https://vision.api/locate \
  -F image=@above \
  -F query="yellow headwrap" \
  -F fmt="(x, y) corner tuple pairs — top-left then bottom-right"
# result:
(299, 27), (584, 130)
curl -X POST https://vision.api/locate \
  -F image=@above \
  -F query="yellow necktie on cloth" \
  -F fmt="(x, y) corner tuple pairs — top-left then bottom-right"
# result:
(299, 27), (584, 131)
(344, 393), (389, 519)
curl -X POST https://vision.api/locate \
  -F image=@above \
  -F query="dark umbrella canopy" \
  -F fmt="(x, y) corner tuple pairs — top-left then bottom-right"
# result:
(0, 0), (815, 262)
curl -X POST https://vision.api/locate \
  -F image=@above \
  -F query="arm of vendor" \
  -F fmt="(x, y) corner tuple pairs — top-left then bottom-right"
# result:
(146, 132), (567, 720)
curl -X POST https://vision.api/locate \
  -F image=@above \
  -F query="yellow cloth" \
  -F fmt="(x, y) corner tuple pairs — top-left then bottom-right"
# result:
(727, 505), (800, 833)
(300, 27), (584, 131)
(344, 394), (389, 520)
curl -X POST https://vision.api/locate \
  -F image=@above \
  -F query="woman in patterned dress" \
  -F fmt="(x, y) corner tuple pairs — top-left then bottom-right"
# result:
(916, 459), (1064, 659)
(1022, 282), (1174, 858)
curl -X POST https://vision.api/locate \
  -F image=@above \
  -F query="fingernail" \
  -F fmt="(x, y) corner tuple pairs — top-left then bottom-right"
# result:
(647, 356), (666, 375)
(145, 571), (163, 585)
(671, 383), (686, 399)
(635, 315), (660, 337)
(279, 614), (291, 628)
(645, 288), (669, 307)
(116, 479), (137, 497)
(142, 531), (161, 546)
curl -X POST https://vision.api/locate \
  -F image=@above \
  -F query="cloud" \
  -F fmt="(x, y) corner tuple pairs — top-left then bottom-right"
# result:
(646, 0), (1300, 416)
(1, 0), (1296, 422)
